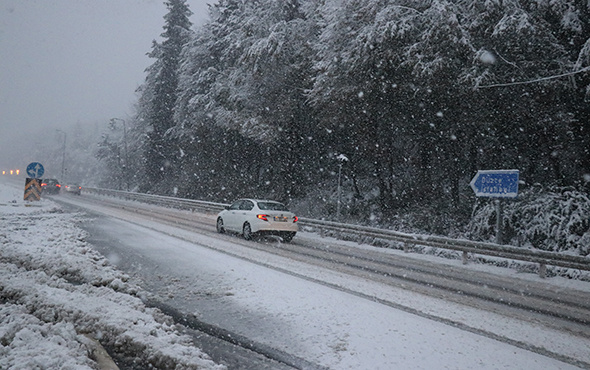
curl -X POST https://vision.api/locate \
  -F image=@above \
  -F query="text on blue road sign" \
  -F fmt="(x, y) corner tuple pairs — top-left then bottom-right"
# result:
(470, 170), (519, 198)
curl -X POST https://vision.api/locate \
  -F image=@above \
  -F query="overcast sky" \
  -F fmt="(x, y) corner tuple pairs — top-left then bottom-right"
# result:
(0, 0), (209, 169)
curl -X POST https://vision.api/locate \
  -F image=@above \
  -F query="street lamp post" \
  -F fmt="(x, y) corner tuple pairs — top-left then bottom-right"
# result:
(335, 154), (349, 222)
(337, 162), (342, 221)
(56, 130), (67, 181)
(110, 118), (129, 191)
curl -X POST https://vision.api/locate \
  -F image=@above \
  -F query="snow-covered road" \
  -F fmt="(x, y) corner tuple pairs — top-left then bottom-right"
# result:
(2, 178), (589, 369)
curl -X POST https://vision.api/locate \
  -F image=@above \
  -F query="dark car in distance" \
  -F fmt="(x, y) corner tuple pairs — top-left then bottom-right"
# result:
(41, 179), (61, 194)
(64, 184), (82, 195)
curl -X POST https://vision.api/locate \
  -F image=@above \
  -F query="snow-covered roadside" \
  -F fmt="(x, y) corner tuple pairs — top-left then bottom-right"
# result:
(0, 183), (224, 369)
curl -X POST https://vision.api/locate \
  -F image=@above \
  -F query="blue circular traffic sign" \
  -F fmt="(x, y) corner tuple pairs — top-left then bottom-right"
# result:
(26, 162), (45, 179)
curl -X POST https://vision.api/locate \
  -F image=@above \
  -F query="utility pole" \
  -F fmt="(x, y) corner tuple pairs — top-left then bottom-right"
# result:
(111, 118), (129, 191)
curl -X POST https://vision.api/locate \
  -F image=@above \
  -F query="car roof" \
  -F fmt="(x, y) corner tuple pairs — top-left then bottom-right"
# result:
(237, 198), (283, 204)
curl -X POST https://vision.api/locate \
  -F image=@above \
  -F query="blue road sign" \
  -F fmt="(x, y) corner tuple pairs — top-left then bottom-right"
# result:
(470, 170), (519, 198)
(26, 162), (45, 179)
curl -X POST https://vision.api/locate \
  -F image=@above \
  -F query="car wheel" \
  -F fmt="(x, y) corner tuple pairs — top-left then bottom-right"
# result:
(282, 232), (296, 243)
(242, 222), (252, 240)
(216, 217), (225, 233)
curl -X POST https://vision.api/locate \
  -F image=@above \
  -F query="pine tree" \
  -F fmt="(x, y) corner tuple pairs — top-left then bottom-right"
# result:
(140, 0), (192, 193)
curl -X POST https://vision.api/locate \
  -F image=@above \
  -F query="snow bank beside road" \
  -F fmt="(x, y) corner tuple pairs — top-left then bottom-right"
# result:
(0, 303), (98, 369)
(0, 184), (223, 369)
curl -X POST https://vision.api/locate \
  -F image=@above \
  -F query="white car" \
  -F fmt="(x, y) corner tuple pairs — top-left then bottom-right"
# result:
(216, 199), (298, 242)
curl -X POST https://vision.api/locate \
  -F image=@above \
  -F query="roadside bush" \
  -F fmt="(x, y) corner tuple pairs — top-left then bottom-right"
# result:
(468, 185), (590, 256)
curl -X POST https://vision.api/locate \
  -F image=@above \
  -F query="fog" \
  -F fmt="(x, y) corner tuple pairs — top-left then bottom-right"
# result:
(0, 0), (209, 171)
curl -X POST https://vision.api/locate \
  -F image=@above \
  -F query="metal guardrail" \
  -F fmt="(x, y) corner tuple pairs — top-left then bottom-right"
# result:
(297, 218), (589, 276)
(84, 187), (227, 213)
(82, 187), (589, 277)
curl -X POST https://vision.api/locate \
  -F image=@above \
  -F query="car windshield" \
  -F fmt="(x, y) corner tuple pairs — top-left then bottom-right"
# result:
(257, 202), (289, 211)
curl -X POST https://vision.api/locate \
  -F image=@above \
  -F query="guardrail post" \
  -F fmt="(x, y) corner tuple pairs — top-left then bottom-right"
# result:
(539, 263), (546, 278)
(403, 243), (410, 253)
(462, 251), (469, 265)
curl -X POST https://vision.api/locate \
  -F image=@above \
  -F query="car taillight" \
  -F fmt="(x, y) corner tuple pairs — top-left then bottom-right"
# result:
(56, 184), (61, 187)
(293, 216), (299, 223)
(257, 214), (269, 221)
(41, 183), (47, 186)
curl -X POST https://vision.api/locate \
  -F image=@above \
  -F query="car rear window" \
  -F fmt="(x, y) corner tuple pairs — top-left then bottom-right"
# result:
(257, 202), (289, 211)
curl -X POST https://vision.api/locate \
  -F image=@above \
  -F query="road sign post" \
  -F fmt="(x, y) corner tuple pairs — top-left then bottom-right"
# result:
(470, 170), (520, 245)
(495, 199), (503, 244)
(24, 162), (45, 202)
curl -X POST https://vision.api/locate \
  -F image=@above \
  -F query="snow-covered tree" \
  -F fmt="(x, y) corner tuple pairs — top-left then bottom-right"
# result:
(308, 0), (589, 218)
(469, 185), (590, 256)
(137, 0), (193, 193)
(171, 0), (323, 201)
(119, 0), (589, 247)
